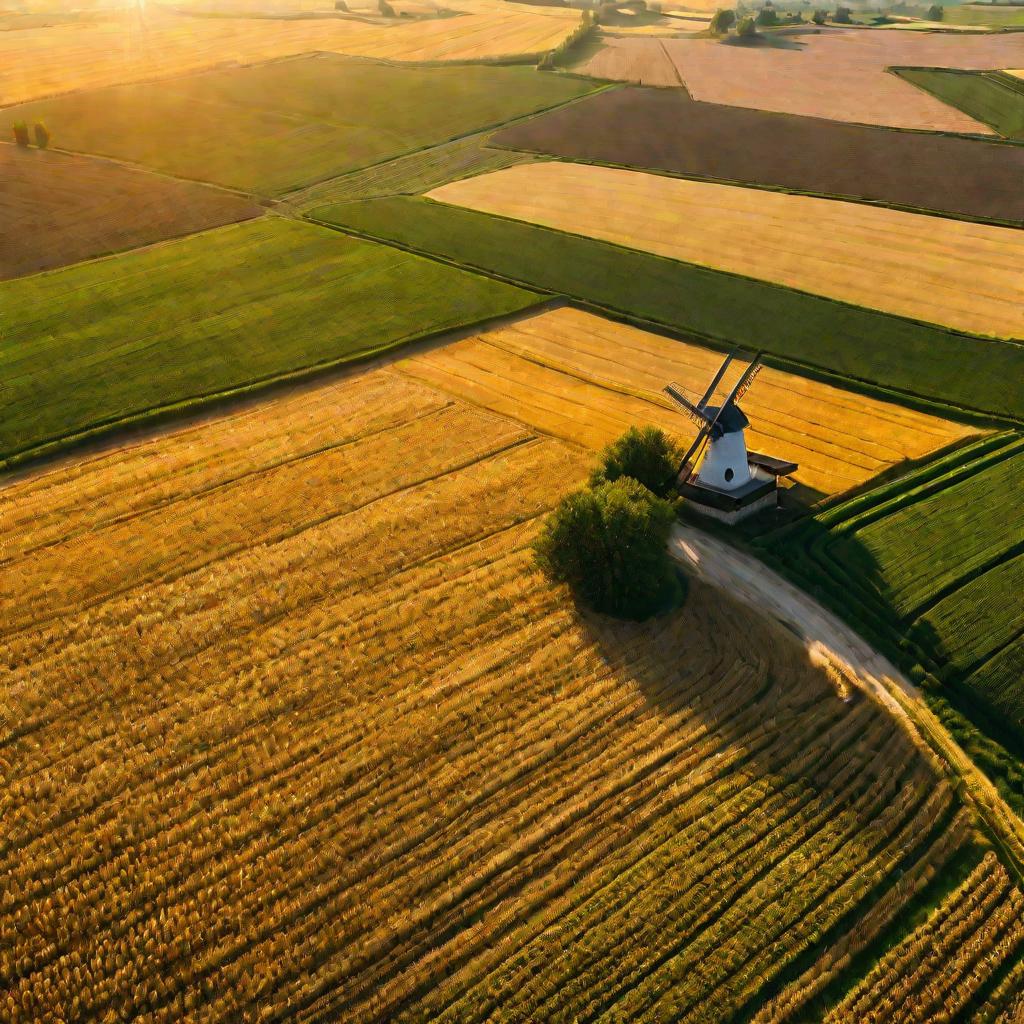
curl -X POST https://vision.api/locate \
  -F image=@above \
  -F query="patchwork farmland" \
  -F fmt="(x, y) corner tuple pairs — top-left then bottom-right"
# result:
(490, 86), (1024, 226)
(578, 29), (1024, 131)
(3, 56), (595, 194)
(0, 366), (995, 1023)
(396, 307), (976, 500)
(426, 161), (1024, 338)
(6, 0), (1024, 1018)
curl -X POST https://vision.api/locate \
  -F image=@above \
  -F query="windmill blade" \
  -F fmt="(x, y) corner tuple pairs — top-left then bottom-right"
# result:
(696, 353), (735, 408)
(676, 422), (712, 479)
(721, 355), (763, 410)
(664, 383), (714, 429)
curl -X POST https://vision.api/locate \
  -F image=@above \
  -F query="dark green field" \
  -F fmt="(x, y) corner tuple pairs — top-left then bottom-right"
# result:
(313, 196), (1024, 421)
(0, 217), (538, 469)
(750, 431), (1024, 814)
(896, 67), (1024, 139)
(3, 56), (596, 194)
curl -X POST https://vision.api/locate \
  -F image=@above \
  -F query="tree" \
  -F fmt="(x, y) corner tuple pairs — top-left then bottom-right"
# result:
(756, 4), (778, 23)
(832, 4), (851, 20)
(812, 8), (827, 21)
(709, 7), (736, 32)
(926, 3), (943, 18)
(12, 121), (29, 147)
(378, 0), (396, 15)
(33, 123), (50, 149)
(534, 477), (683, 620)
(590, 426), (682, 499)
(736, 14), (758, 33)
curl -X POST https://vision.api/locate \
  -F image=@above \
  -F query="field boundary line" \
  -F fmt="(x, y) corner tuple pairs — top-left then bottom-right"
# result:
(671, 524), (1024, 884)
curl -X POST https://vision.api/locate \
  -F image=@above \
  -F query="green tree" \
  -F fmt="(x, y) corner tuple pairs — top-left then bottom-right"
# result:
(709, 7), (736, 32)
(534, 477), (683, 621)
(736, 13), (758, 33)
(832, 4), (851, 20)
(590, 425), (682, 498)
(12, 121), (29, 147)
(926, 3), (943, 18)
(33, 123), (50, 149)
(812, 8), (827, 21)
(756, 4), (778, 23)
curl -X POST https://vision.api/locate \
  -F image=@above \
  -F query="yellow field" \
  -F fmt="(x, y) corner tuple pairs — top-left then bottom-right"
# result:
(0, 1), (577, 104)
(0, 362), (976, 1022)
(428, 162), (1024, 339)
(397, 307), (976, 500)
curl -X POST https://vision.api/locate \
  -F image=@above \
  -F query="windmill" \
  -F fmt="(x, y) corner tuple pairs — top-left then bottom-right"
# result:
(663, 351), (797, 524)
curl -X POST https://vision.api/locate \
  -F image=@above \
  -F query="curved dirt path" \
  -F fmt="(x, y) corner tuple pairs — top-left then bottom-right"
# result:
(670, 523), (1024, 878)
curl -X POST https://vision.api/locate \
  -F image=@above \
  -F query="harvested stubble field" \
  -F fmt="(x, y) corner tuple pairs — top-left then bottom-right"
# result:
(318, 195), (1024, 419)
(0, 144), (261, 281)
(0, 1), (579, 105)
(427, 162), (1024, 339)
(569, 34), (688, 85)
(0, 363), (989, 1022)
(0, 217), (537, 470)
(397, 307), (975, 500)
(580, 29), (1024, 131)
(896, 68), (1024, 139)
(5, 55), (594, 195)
(755, 432), (1024, 809)
(490, 87), (1024, 226)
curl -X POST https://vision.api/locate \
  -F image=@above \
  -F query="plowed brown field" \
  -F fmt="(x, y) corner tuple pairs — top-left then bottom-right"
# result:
(0, 144), (261, 280)
(396, 307), (975, 499)
(579, 29), (1024, 131)
(428, 162), (1024, 339)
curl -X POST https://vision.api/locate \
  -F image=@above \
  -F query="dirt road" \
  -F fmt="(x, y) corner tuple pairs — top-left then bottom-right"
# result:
(670, 523), (1024, 878)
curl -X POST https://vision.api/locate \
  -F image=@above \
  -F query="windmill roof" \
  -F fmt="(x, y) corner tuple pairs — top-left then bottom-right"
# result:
(706, 403), (749, 434)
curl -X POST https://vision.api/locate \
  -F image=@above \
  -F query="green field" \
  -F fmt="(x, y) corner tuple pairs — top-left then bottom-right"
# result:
(944, 3), (1024, 26)
(291, 129), (544, 210)
(0, 217), (538, 468)
(3, 56), (595, 194)
(751, 431), (1024, 813)
(896, 68), (1024, 139)
(313, 196), (1024, 421)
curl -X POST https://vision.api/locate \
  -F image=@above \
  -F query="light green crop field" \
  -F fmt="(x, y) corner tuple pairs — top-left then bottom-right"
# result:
(3, 55), (596, 195)
(0, 216), (538, 469)
(314, 195), (1024, 420)
(754, 432), (1024, 816)
(944, 3), (1024, 26)
(896, 68), (1024, 139)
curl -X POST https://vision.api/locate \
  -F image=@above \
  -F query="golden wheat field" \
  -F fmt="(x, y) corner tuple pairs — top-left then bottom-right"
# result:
(0, 363), (989, 1023)
(397, 307), (976, 499)
(0, 1), (577, 105)
(428, 163), (1024, 339)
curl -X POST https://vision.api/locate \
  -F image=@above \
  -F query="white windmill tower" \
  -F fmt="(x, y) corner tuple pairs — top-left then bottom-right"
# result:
(663, 351), (797, 524)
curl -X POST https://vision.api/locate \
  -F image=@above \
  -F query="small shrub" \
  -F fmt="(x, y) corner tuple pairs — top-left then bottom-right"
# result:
(812, 8), (827, 22)
(590, 426), (681, 499)
(756, 4), (777, 23)
(12, 121), (30, 147)
(33, 123), (50, 149)
(736, 14), (757, 34)
(378, 0), (396, 15)
(832, 4), (851, 21)
(926, 3), (943, 18)
(534, 477), (684, 620)
(709, 8), (736, 32)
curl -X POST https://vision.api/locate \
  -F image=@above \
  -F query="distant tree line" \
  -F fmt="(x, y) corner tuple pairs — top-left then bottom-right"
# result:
(11, 121), (49, 149)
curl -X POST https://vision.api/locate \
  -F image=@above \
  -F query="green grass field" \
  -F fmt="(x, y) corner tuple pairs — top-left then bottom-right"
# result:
(896, 68), (1024, 139)
(4, 56), (595, 194)
(0, 217), (538, 468)
(944, 3), (1024, 26)
(751, 431), (1024, 813)
(314, 196), (1024, 421)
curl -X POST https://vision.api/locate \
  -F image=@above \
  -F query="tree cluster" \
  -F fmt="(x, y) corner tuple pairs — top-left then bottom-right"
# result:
(12, 121), (49, 149)
(533, 426), (687, 621)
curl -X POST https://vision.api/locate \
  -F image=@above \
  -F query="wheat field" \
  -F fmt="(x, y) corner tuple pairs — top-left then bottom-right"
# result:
(397, 307), (976, 499)
(0, 364), (980, 1022)
(428, 163), (1024, 339)
(0, 1), (577, 105)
